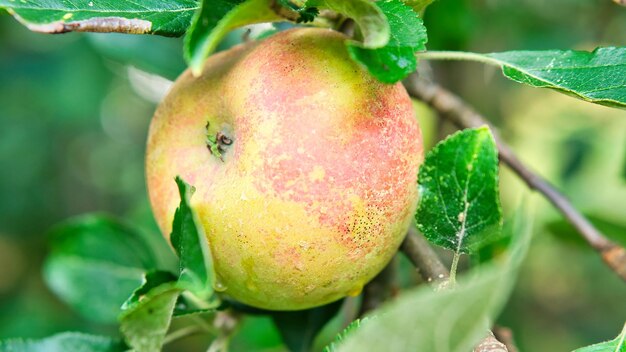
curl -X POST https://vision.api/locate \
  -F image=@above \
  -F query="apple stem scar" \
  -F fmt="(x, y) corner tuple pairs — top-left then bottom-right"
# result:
(206, 121), (232, 162)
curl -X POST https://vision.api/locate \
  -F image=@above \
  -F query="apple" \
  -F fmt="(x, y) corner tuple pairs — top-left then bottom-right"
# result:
(146, 27), (423, 310)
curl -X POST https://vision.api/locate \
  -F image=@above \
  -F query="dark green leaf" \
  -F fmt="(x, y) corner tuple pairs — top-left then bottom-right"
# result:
(119, 282), (182, 352)
(416, 127), (502, 254)
(43, 214), (172, 324)
(295, 6), (319, 23)
(122, 271), (178, 311)
(171, 176), (219, 305)
(573, 322), (626, 352)
(0, 0), (197, 36)
(0, 332), (126, 352)
(323, 318), (370, 352)
(275, 0), (319, 23)
(336, 207), (532, 352)
(347, 0), (427, 83)
(486, 48), (626, 109)
(183, 0), (281, 75)
(272, 300), (344, 352)
(308, 0), (390, 48)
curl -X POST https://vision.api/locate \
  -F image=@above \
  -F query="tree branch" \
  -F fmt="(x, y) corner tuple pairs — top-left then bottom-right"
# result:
(400, 229), (509, 351)
(400, 227), (449, 288)
(403, 73), (626, 282)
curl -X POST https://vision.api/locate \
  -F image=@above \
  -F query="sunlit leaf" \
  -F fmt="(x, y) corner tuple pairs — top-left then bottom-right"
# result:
(0, 0), (197, 36)
(486, 48), (626, 109)
(416, 127), (502, 254)
(170, 176), (219, 306)
(347, 0), (427, 83)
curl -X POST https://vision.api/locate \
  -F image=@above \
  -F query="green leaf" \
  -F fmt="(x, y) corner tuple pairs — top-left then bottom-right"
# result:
(119, 282), (182, 352)
(416, 126), (502, 254)
(486, 48), (626, 109)
(323, 318), (370, 352)
(171, 176), (219, 305)
(43, 214), (173, 324)
(122, 271), (218, 317)
(183, 0), (281, 75)
(401, 0), (435, 15)
(573, 322), (626, 352)
(308, 0), (390, 48)
(336, 207), (532, 352)
(272, 300), (344, 352)
(275, 0), (319, 23)
(0, 0), (197, 36)
(44, 257), (145, 325)
(0, 332), (126, 352)
(347, 0), (428, 83)
(122, 271), (178, 310)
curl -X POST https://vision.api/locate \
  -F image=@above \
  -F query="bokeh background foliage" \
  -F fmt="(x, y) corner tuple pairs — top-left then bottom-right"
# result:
(0, 0), (625, 351)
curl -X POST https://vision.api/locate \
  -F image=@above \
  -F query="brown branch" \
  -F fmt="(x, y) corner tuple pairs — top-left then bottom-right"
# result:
(400, 229), (508, 351)
(403, 73), (626, 282)
(400, 227), (449, 288)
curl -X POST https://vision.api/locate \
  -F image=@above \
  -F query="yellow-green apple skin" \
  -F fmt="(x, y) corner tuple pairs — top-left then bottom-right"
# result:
(146, 28), (423, 310)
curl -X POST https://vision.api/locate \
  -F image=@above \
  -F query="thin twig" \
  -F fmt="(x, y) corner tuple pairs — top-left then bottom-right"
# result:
(400, 230), (508, 351)
(403, 73), (626, 282)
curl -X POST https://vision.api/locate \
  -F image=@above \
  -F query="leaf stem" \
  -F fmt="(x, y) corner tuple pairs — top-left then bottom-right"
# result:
(416, 51), (502, 67)
(449, 252), (461, 285)
(163, 325), (202, 345)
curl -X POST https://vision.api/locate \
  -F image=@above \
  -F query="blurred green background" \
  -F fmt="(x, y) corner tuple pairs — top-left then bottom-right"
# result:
(1, 0), (625, 351)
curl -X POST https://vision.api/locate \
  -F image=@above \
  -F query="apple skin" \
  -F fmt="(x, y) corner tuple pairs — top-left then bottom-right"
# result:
(146, 28), (423, 310)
